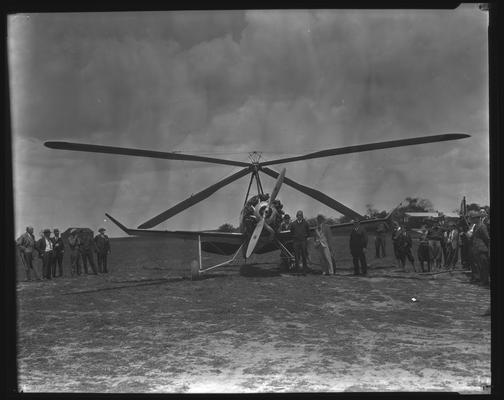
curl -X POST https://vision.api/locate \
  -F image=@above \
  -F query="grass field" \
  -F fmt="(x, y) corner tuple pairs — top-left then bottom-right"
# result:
(16, 235), (491, 393)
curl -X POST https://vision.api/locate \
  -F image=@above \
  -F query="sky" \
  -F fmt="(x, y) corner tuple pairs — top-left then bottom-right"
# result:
(8, 6), (489, 238)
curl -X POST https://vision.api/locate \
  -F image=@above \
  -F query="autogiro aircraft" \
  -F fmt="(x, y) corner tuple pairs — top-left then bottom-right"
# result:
(45, 133), (469, 278)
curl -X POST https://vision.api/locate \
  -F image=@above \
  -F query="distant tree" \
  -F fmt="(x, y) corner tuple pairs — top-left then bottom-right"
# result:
(338, 215), (353, 224)
(365, 204), (388, 219)
(466, 202), (484, 212)
(217, 223), (238, 232)
(392, 197), (434, 222)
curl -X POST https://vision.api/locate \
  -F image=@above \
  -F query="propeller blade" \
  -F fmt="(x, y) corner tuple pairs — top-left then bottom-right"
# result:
(261, 167), (363, 219)
(260, 133), (470, 166)
(246, 218), (265, 258)
(44, 141), (250, 167)
(138, 167), (251, 229)
(269, 167), (286, 205)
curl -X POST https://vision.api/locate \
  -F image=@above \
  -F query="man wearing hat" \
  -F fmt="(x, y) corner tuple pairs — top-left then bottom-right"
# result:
(16, 226), (39, 281)
(469, 210), (490, 286)
(94, 228), (111, 273)
(51, 228), (65, 277)
(36, 229), (54, 279)
(349, 218), (368, 275)
(290, 210), (311, 273)
(67, 229), (82, 276)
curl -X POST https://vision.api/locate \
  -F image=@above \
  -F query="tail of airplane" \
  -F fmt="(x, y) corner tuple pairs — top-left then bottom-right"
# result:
(105, 213), (133, 235)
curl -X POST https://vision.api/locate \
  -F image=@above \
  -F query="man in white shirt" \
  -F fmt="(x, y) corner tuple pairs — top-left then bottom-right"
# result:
(36, 228), (54, 280)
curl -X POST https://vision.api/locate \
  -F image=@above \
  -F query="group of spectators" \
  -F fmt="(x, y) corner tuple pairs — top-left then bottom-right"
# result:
(16, 226), (111, 282)
(278, 208), (490, 286)
(389, 209), (490, 286)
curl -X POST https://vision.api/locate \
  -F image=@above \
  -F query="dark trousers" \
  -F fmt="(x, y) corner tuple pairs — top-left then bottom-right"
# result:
(41, 251), (53, 279)
(97, 252), (108, 273)
(393, 241), (400, 260)
(398, 249), (414, 269)
(476, 252), (490, 286)
(70, 249), (82, 275)
(460, 244), (470, 269)
(351, 249), (367, 274)
(375, 236), (386, 258)
(468, 248), (479, 281)
(81, 250), (97, 274)
(446, 246), (458, 268)
(21, 252), (39, 281)
(293, 241), (308, 271)
(441, 241), (448, 266)
(51, 252), (63, 277)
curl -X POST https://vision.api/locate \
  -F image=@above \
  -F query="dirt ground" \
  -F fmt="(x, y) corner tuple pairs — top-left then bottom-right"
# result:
(16, 235), (491, 393)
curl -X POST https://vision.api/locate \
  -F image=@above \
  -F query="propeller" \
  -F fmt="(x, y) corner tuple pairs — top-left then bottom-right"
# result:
(261, 167), (363, 219)
(245, 218), (265, 259)
(137, 167), (251, 229)
(259, 133), (470, 166)
(44, 141), (250, 167)
(245, 168), (286, 258)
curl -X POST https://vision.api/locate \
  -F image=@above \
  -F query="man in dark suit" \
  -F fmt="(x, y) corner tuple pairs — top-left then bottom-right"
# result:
(375, 222), (387, 258)
(51, 228), (65, 277)
(94, 228), (111, 273)
(350, 219), (368, 275)
(36, 228), (54, 279)
(469, 211), (490, 287)
(290, 210), (311, 273)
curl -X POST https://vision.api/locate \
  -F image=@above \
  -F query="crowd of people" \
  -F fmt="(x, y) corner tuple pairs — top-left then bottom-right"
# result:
(394, 209), (490, 286)
(279, 208), (491, 286)
(16, 209), (490, 286)
(16, 227), (111, 282)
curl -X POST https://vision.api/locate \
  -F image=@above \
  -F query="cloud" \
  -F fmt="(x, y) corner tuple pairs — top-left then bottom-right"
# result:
(9, 6), (489, 236)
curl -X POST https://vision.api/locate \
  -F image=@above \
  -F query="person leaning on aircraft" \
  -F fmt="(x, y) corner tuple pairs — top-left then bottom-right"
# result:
(314, 214), (335, 275)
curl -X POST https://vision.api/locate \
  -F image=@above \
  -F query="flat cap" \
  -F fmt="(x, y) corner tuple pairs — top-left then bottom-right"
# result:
(98, 227), (106, 232)
(43, 228), (51, 233)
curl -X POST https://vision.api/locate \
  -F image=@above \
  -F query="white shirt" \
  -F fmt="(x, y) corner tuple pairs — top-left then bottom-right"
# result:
(45, 237), (53, 251)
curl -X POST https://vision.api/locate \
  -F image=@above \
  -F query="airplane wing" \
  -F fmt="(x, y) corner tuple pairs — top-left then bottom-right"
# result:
(106, 213), (245, 255)
(325, 215), (394, 235)
(275, 213), (394, 242)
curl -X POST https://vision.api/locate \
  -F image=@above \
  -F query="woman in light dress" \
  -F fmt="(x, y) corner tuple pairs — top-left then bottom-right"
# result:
(314, 214), (335, 275)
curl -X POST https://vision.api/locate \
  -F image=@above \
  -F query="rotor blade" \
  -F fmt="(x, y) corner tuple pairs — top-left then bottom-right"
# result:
(261, 167), (363, 219)
(246, 218), (265, 258)
(138, 167), (251, 229)
(269, 167), (286, 205)
(44, 141), (250, 167)
(260, 133), (470, 166)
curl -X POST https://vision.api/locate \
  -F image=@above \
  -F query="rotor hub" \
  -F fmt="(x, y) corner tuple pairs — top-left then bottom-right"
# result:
(248, 151), (262, 164)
